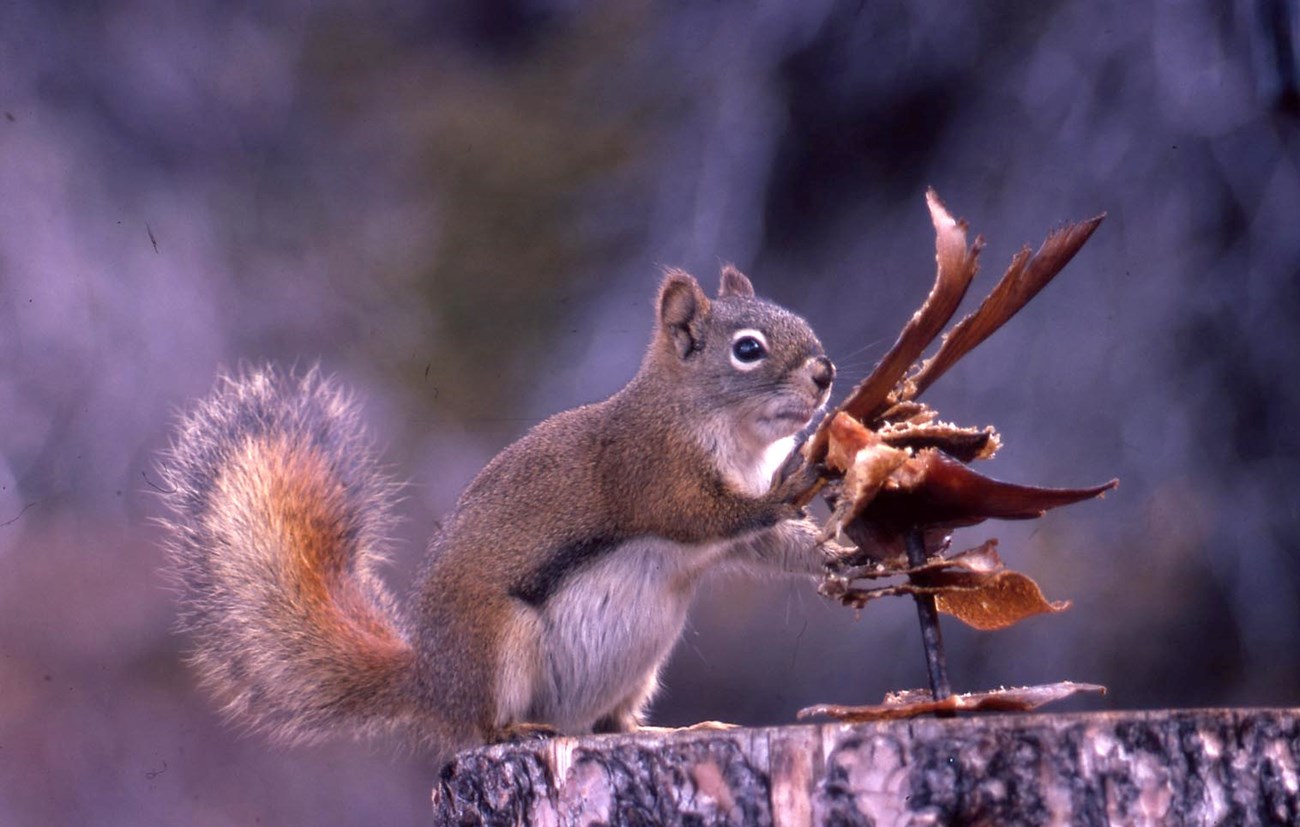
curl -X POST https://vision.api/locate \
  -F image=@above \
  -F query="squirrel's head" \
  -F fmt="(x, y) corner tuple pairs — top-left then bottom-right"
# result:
(645, 265), (834, 449)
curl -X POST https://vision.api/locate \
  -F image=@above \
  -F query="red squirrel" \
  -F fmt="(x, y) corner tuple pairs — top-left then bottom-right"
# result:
(161, 266), (843, 756)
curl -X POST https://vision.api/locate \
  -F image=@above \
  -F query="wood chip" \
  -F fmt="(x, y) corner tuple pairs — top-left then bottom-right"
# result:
(797, 682), (1107, 722)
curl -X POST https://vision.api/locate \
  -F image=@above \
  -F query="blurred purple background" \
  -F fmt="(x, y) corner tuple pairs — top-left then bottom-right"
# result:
(3, 1), (1299, 823)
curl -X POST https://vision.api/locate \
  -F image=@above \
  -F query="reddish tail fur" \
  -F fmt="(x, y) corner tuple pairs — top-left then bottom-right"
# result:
(159, 366), (418, 744)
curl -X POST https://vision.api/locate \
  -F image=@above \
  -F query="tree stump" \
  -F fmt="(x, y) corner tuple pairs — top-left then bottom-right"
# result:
(432, 709), (1300, 825)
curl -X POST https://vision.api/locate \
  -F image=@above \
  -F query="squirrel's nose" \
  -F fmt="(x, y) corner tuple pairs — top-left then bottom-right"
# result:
(810, 356), (835, 392)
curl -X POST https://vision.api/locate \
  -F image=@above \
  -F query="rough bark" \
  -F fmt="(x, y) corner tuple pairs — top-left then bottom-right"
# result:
(432, 709), (1300, 826)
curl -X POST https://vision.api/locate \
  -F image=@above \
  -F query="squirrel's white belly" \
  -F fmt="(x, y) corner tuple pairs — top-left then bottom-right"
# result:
(505, 536), (727, 732)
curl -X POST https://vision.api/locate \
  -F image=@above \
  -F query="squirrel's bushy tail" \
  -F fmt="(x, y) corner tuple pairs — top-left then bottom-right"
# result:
(159, 366), (417, 744)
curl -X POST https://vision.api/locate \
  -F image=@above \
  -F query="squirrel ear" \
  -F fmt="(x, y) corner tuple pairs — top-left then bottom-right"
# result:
(718, 265), (755, 298)
(658, 269), (710, 359)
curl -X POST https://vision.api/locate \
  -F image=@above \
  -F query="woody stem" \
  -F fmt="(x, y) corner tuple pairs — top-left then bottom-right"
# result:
(906, 527), (953, 707)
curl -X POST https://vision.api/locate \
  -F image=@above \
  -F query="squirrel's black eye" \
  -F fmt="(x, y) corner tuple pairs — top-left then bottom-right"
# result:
(732, 335), (766, 363)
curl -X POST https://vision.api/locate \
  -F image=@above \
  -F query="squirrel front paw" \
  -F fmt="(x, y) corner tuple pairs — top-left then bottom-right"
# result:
(819, 538), (858, 566)
(768, 460), (828, 513)
(819, 527), (954, 574)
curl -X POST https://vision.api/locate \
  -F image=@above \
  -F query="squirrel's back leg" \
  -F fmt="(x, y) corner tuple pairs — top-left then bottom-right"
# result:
(591, 669), (662, 734)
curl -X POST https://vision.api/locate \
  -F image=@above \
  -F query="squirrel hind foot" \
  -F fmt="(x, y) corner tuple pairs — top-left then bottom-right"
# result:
(491, 722), (562, 744)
